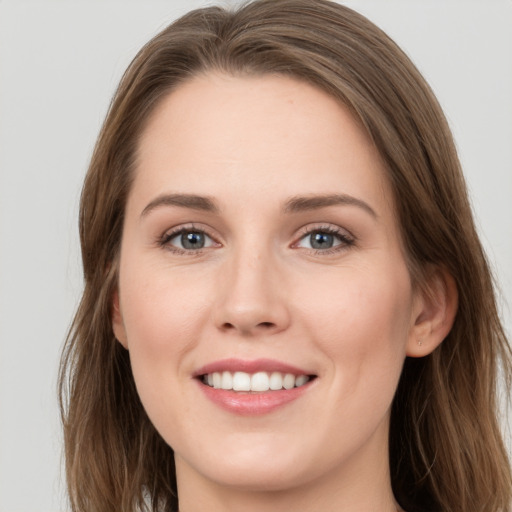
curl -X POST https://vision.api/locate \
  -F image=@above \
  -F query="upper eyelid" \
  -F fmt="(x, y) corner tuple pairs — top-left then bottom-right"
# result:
(294, 223), (355, 239)
(161, 223), (217, 238)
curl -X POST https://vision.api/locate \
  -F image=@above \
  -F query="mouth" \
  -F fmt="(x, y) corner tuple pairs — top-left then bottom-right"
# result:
(199, 371), (314, 392)
(194, 359), (317, 415)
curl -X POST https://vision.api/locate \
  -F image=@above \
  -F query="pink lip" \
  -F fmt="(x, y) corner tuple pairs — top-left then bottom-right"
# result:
(194, 358), (311, 377)
(198, 383), (313, 415)
(193, 358), (316, 416)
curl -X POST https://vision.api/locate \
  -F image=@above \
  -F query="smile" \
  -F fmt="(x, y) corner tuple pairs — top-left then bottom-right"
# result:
(201, 371), (311, 392)
(194, 358), (317, 415)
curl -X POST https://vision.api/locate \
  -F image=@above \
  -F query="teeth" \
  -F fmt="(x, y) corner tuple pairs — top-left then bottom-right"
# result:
(233, 371), (251, 391)
(203, 371), (310, 392)
(295, 375), (308, 387)
(251, 372), (269, 392)
(269, 371), (283, 390)
(221, 371), (233, 390)
(283, 373), (295, 390)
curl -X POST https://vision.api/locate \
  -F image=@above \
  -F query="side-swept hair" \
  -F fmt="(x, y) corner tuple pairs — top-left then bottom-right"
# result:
(59, 1), (512, 511)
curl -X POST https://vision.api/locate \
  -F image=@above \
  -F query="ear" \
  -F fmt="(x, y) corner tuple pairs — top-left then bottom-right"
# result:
(112, 288), (128, 349)
(406, 266), (458, 357)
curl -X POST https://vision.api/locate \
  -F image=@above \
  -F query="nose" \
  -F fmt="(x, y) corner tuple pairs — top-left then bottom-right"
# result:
(213, 250), (291, 337)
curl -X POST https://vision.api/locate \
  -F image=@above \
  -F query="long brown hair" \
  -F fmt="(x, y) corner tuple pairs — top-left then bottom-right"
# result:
(58, 1), (512, 511)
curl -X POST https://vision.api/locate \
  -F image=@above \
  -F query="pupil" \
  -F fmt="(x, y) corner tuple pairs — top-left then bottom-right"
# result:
(311, 232), (333, 249)
(182, 232), (204, 249)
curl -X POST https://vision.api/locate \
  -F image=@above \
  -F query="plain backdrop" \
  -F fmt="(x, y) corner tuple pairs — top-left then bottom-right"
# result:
(1, 1), (511, 510)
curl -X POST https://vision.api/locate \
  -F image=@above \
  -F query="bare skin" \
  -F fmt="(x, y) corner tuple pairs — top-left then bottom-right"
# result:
(113, 73), (457, 512)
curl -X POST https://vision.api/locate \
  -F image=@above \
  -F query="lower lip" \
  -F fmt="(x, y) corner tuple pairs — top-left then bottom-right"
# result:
(197, 380), (313, 415)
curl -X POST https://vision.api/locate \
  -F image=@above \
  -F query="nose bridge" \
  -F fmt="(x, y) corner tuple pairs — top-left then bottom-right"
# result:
(214, 240), (289, 336)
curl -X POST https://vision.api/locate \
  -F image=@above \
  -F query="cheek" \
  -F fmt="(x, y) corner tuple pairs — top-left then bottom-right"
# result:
(303, 260), (411, 338)
(118, 262), (213, 403)
(295, 263), (412, 390)
(121, 261), (211, 342)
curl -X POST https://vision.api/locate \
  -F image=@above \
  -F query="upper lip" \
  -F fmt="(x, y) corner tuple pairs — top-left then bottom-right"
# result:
(193, 358), (314, 377)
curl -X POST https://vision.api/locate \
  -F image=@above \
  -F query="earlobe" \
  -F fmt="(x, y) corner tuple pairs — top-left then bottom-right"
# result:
(406, 267), (458, 358)
(112, 289), (128, 349)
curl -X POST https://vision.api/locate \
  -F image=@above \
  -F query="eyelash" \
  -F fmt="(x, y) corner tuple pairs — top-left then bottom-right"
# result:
(294, 225), (355, 255)
(158, 224), (218, 255)
(158, 224), (355, 255)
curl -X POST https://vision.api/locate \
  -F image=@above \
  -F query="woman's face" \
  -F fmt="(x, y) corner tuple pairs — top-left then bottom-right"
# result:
(113, 73), (425, 492)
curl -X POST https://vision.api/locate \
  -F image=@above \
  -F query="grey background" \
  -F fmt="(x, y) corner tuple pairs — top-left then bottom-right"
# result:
(1, 1), (511, 510)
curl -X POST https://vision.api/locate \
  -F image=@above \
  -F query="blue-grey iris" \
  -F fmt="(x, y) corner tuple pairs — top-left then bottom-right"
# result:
(310, 232), (334, 249)
(182, 232), (205, 249)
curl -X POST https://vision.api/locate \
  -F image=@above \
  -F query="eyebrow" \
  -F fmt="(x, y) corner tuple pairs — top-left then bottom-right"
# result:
(141, 193), (220, 217)
(283, 194), (377, 218)
(140, 192), (377, 219)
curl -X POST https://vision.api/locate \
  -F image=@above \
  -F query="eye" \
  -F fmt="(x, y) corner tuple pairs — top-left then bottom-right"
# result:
(295, 227), (354, 252)
(161, 228), (217, 252)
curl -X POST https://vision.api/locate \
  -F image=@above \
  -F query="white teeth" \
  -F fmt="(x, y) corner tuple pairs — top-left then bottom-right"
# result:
(221, 371), (233, 390)
(269, 372), (283, 390)
(251, 372), (270, 392)
(233, 371), (251, 391)
(283, 373), (295, 390)
(295, 375), (308, 387)
(212, 372), (222, 389)
(204, 371), (310, 392)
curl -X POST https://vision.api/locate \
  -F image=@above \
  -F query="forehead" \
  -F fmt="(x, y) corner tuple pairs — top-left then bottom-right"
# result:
(133, 72), (393, 215)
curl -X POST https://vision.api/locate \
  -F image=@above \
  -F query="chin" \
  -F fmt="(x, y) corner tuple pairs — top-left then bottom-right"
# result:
(186, 456), (314, 492)
(173, 428), (351, 495)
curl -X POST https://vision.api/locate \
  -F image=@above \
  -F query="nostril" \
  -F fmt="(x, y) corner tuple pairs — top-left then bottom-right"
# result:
(217, 319), (282, 334)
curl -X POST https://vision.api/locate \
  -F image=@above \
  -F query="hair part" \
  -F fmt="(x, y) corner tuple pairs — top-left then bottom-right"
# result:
(59, 1), (512, 511)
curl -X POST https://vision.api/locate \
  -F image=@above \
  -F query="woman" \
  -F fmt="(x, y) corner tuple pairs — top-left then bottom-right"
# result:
(58, 1), (512, 511)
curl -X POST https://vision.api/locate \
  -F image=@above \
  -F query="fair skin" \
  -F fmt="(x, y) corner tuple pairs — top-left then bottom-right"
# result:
(113, 73), (456, 512)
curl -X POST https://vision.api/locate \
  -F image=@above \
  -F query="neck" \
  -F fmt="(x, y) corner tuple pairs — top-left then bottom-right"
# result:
(177, 472), (398, 512)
